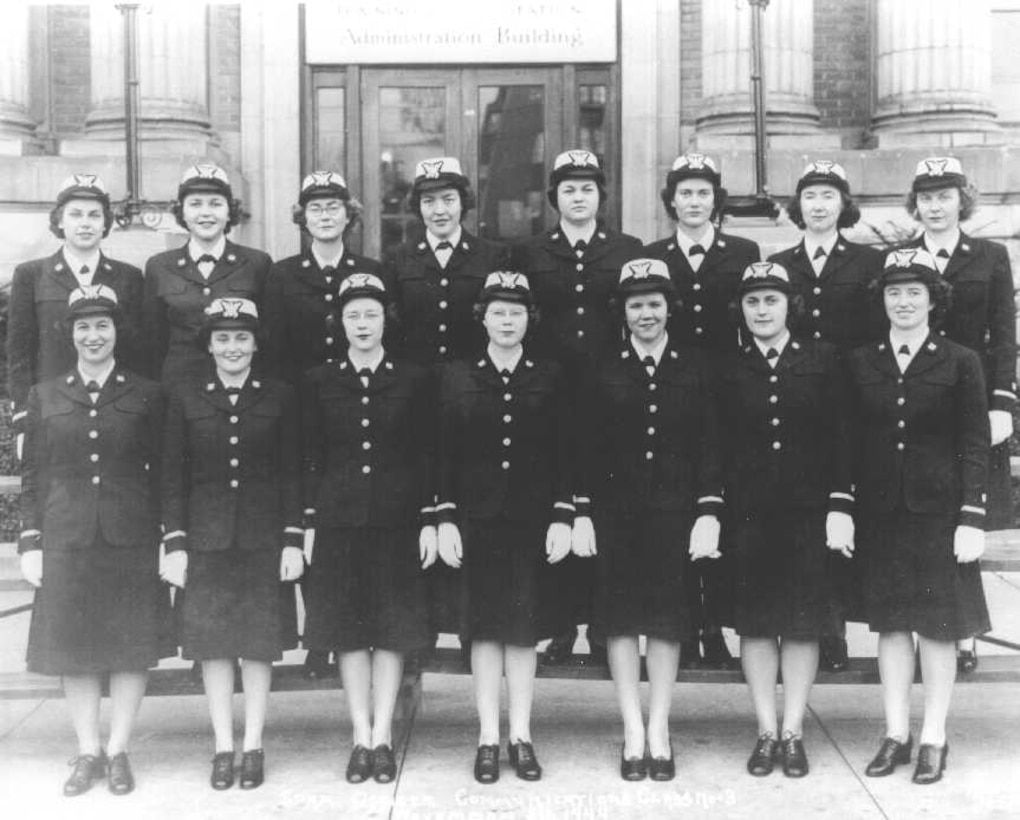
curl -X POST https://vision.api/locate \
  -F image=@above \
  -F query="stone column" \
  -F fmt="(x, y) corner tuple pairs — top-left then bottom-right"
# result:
(0, 4), (39, 155)
(871, 0), (1000, 146)
(81, 4), (211, 148)
(697, 0), (834, 148)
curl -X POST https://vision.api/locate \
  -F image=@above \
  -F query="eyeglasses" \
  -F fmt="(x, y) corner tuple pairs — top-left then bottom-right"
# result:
(305, 203), (345, 217)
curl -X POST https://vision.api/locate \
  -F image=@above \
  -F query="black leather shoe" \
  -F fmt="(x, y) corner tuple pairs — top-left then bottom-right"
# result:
(865, 735), (913, 777)
(345, 745), (373, 784)
(239, 749), (264, 789)
(372, 744), (397, 783)
(507, 741), (542, 781)
(747, 735), (778, 777)
(679, 638), (702, 669)
(474, 744), (500, 784)
(620, 747), (647, 781)
(957, 647), (978, 674)
(648, 747), (676, 782)
(210, 752), (235, 790)
(781, 736), (809, 778)
(702, 633), (735, 669)
(820, 636), (849, 673)
(543, 632), (575, 664)
(107, 752), (135, 795)
(912, 743), (948, 785)
(64, 752), (107, 796)
(303, 649), (334, 680)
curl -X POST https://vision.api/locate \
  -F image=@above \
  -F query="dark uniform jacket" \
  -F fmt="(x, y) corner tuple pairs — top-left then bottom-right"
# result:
(901, 233), (1017, 412)
(768, 239), (884, 349)
(436, 355), (574, 524)
(142, 241), (272, 385)
(847, 335), (989, 528)
(383, 230), (509, 365)
(511, 223), (642, 366)
(161, 373), (302, 554)
(262, 249), (384, 381)
(717, 338), (854, 515)
(301, 357), (435, 529)
(18, 369), (163, 553)
(643, 231), (760, 354)
(576, 340), (724, 518)
(7, 251), (144, 430)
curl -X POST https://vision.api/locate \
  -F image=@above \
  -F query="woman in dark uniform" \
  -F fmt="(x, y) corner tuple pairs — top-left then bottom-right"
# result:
(573, 259), (724, 782)
(7, 175), (144, 456)
(160, 298), (304, 791)
(262, 170), (383, 680)
(300, 273), (435, 785)
(849, 249), (990, 785)
(435, 271), (574, 783)
(899, 157), (1016, 673)
(718, 262), (854, 778)
(644, 153), (761, 670)
(511, 149), (642, 665)
(768, 161), (884, 673)
(19, 285), (165, 796)
(142, 163), (272, 386)
(383, 157), (509, 366)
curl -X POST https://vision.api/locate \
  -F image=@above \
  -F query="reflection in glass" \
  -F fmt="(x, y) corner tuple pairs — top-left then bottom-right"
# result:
(477, 85), (546, 241)
(378, 87), (447, 252)
(578, 84), (607, 159)
(315, 88), (346, 172)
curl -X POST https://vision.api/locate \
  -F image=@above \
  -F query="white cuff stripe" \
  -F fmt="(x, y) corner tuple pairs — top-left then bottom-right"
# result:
(284, 527), (304, 534)
(162, 530), (187, 541)
(435, 502), (457, 511)
(993, 390), (1016, 399)
(830, 492), (855, 501)
(554, 502), (576, 510)
(960, 505), (986, 515)
(572, 495), (591, 503)
(697, 495), (724, 504)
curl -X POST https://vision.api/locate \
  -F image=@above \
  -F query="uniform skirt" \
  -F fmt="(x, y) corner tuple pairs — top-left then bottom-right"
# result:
(303, 525), (431, 654)
(459, 517), (553, 646)
(179, 548), (297, 662)
(858, 511), (990, 641)
(592, 510), (695, 643)
(729, 508), (839, 640)
(27, 538), (171, 675)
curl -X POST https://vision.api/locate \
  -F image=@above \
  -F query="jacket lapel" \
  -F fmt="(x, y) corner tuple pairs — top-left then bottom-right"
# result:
(866, 340), (902, 379)
(941, 233), (977, 281)
(55, 371), (94, 407)
(204, 241), (248, 287)
(542, 228), (577, 263)
(903, 334), (948, 378)
(44, 251), (80, 293)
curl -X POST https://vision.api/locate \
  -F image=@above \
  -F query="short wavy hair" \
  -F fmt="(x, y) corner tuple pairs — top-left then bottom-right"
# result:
(728, 291), (807, 338)
(785, 189), (862, 230)
(171, 195), (244, 235)
(868, 270), (953, 329)
(905, 183), (979, 223)
(49, 199), (115, 240)
(410, 183), (475, 219)
(660, 180), (728, 223)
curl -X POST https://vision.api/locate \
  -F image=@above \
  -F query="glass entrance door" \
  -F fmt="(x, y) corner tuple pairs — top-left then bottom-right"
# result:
(359, 67), (563, 258)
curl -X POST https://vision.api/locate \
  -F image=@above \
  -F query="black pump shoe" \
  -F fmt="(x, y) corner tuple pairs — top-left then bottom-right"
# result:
(912, 743), (948, 785)
(345, 745), (372, 784)
(239, 749), (264, 789)
(620, 747), (647, 781)
(372, 744), (397, 783)
(210, 752), (235, 790)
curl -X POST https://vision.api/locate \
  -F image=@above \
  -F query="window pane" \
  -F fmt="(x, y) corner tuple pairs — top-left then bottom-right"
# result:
(315, 87), (346, 171)
(477, 85), (547, 241)
(378, 87), (447, 250)
(578, 83), (608, 159)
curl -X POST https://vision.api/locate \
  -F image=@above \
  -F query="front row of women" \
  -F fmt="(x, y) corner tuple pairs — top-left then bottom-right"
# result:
(19, 247), (989, 795)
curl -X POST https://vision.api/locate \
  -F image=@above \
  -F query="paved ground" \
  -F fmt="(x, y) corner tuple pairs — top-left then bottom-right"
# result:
(2, 572), (1019, 820)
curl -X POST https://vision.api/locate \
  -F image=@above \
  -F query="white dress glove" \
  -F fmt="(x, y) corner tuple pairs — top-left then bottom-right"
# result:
(303, 528), (316, 565)
(280, 546), (305, 581)
(571, 515), (597, 557)
(953, 525), (985, 564)
(419, 525), (438, 569)
(825, 511), (855, 558)
(989, 410), (1013, 447)
(20, 551), (42, 587)
(689, 515), (721, 561)
(160, 550), (188, 588)
(546, 522), (572, 564)
(437, 521), (463, 568)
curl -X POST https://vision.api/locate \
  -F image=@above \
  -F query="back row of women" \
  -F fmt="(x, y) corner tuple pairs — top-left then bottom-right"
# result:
(9, 150), (1013, 795)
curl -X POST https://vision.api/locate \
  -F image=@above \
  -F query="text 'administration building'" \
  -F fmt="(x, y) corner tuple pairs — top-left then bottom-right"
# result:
(0, 0), (1019, 284)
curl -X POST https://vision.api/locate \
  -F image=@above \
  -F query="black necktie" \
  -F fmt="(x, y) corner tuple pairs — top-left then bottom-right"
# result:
(224, 386), (241, 396)
(358, 367), (372, 386)
(198, 254), (217, 265)
(689, 244), (705, 257)
(936, 248), (950, 260)
(321, 264), (336, 282)
(80, 265), (90, 276)
(642, 355), (656, 377)
(500, 368), (512, 383)
(766, 348), (779, 362)
(573, 240), (587, 254)
(85, 380), (101, 393)
(435, 241), (453, 251)
(897, 345), (910, 356)
(813, 247), (827, 260)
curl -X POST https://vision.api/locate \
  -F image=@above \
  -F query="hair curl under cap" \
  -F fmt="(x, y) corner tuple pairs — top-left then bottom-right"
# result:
(337, 272), (390, 309)
(796, 160), (849, 195)
(911, 156), (967, 193)
(67, 283), (121, 320)
(299, 170), (350, 206)
(55, 174), (111, 209)
(478, 270), (533, 306)
(738, 262), (794, 297)
(616, 258), (675, 299)
(177, 163), (233, 201)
